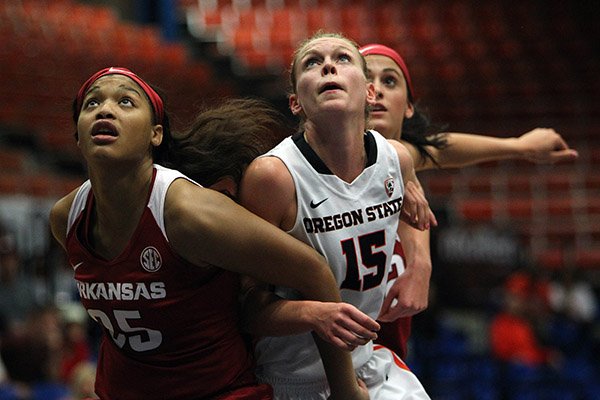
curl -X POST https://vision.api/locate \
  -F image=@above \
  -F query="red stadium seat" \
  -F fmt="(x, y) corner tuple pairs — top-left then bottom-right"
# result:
(506, 174), (532, 195)
(466, 175), (495, 195)
(455, 198), (494, 221)
(506, 198), (534, 219)
(576, 248), (600, 269)
(423, 173), (455, 197)
(535, 247), (564, 269)
(0, 173), (21, 195)
(0, 149), (25, 173)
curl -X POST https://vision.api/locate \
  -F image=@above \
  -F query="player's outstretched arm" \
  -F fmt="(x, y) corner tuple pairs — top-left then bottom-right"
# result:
(403, 127), (579, 172)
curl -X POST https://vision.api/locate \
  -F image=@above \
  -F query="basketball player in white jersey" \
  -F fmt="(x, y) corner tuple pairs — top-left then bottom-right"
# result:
(239, 32), (435, 399)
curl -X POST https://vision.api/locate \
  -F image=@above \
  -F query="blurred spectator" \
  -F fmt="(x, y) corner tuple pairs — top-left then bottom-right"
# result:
(548, 266), (598, 324)
(24, 306), (65, 382)
(68, 361), (97, 400)
(0, 228), (38, 333)
(59, 304), (92, 385)
(0, 307), (60, 399)
(545, 265), (599, 359)
(0, 305), (84, 399)
(489, 270), (562, 368)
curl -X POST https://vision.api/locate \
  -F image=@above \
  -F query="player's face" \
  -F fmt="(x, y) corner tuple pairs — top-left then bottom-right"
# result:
(290, 37), (373, 121)
(76, 75), (162, 164)
(366, 54), (414, 141)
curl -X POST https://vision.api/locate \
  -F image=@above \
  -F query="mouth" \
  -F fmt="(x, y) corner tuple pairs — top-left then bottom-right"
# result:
(91, 121), (118, 137)
(318, 82), (343, 94)
(370, 103), (387, 112)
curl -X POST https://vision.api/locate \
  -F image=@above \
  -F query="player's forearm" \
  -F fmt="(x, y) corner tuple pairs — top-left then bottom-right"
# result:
(240, 286), (316, 336)
(313, 333), (362, 400)
(397, 222), (432, 274)
(427, 133), (520, 169)
(241, 285), (364, 398)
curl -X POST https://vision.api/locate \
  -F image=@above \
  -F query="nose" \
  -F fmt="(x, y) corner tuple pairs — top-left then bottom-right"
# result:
(321, 58), (337, 76)
(373, 80), (384, 98)
(95, 101), (116, 119)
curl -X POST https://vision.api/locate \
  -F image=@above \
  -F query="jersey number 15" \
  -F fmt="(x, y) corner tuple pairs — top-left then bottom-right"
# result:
(340, 230), (387, 291)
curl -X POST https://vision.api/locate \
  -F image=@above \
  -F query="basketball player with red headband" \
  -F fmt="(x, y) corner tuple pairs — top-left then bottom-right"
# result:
(49, 67), (380, 400)
(359, 44), (578, 358)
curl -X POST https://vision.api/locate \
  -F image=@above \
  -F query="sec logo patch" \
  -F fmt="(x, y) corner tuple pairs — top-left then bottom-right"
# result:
(140, 246), (162, 272)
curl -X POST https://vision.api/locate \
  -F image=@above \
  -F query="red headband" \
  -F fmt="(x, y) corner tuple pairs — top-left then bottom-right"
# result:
(75, 67), (164, 124)
(359, 44), (415, 100)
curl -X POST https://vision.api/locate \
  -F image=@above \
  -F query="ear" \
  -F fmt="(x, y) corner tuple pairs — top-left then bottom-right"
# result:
(404, 101), (415, 119)
(210, 176), (238, 200)
(151, 125), (163, 147)
(366, 82), (376, 106)
(289, 94), (303, 116)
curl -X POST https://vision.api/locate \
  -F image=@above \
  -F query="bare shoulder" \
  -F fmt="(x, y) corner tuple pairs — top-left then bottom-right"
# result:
(242, 156), (294, 195)
(239, 156), (296, 227)
(399, 138), (429, 170)
(164, 178), (227, 233)
(49, 187), (79, 249)
(387, 139), (415, 169)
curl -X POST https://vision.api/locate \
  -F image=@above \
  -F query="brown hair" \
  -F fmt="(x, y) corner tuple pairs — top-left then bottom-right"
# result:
(165, 98), (286, 188)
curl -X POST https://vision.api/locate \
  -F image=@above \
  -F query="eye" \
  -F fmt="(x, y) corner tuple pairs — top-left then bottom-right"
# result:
(304, 57), (320, 68)
(119, 97), (134, 107)
(84, 98), (99, 108)
(383, 76), (397, 88)
(339, 53), (352, 63)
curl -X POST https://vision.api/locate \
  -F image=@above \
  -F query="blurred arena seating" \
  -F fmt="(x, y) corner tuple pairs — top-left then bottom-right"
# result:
(0, 0), (597, 267)
(0, 0), (236, 194)
(0, 0), (598, 267)
(180, 0), (600, 270)
(0, 1), (598, 398)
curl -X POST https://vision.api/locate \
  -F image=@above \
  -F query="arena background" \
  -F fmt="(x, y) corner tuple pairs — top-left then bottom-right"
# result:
(0, 0), (598, 399)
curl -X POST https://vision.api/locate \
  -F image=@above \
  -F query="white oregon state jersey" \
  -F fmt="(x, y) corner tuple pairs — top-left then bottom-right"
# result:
(254, 130), (405, 388)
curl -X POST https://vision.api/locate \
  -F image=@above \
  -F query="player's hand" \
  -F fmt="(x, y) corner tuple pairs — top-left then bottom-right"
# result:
(518, 128), (578, 164)
(378, 258), (431, 321)
(310, 302), (380, 351)
(400, 180), (437, 231)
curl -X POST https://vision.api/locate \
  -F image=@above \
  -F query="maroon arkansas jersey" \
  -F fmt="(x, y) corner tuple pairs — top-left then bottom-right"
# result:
(65, 165), (268, 400)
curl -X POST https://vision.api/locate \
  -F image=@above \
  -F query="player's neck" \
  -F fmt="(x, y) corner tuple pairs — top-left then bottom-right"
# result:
(304, 128), (366, 183)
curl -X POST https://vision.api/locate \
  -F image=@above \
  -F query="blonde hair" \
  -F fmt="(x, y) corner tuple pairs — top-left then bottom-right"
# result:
(288, 31), (371, 132)
(289, 31), (368, 93)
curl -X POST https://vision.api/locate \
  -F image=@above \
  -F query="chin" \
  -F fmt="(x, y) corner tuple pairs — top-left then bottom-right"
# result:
(370, 122), (388, 133)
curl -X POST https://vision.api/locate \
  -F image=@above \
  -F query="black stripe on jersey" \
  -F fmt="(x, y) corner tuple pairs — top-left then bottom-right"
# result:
(292, 131), (378, 174)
